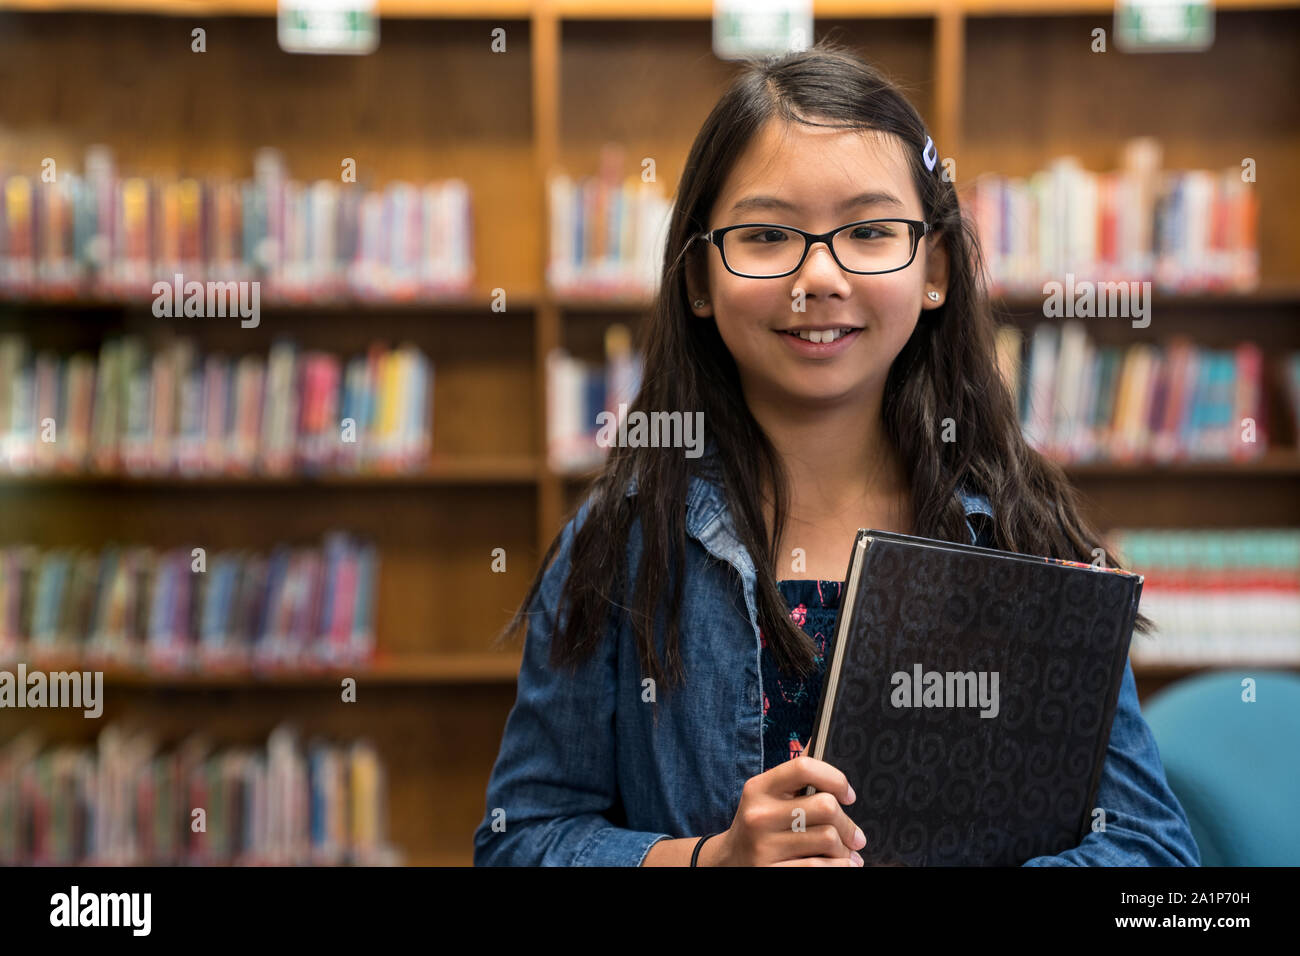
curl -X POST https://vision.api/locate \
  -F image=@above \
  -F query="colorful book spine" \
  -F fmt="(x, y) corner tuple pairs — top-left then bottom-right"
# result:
(1012, 323), (1276, 464)
(0, 724), (396, 866)
(545, 144), (673, 298)
(968, 136), (1259, 295)
(545, 322), (646, 473)
(0, 334), (434, 477)
(1117, 528), (1300, 665)
(0, 147), (473, 304)
(0, 535), (378, 673)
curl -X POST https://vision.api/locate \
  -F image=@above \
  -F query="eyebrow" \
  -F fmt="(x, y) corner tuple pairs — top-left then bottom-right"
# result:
(728, 190), (905, 216)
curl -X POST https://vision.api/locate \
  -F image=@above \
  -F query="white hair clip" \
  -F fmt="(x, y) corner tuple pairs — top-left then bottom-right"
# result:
(922, 135), (938, 172)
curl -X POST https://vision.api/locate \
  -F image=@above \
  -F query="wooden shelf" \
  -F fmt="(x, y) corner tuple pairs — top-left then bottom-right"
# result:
(0, 294), (533, 314)
(554, 0), (944, 19)
(5, 0), (1292, 20)
(7, 284), (1294, 314)
(551, 287), (1300, 315)
(992, 284), (1300, 312)
(557, 452), (1300, 484)
(20, 652), (1295, 689)
(0, 457), (543, 487)
(7, 652), (523, 686)
(1061, 451), (1300, 478)
(560, 0), (1299, 16)
(0, 0), (535, 16)
(551, 291), (656, 311)
(959, 0), (1298, 15)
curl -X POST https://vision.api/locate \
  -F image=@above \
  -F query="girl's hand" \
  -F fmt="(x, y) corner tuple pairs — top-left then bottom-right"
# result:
(705, 755), (866, 866)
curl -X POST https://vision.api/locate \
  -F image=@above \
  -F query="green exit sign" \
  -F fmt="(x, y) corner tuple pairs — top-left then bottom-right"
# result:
(278, 0), (378, 55)
(713, 0), (813, 60)
(1116, 0), (1214, 52)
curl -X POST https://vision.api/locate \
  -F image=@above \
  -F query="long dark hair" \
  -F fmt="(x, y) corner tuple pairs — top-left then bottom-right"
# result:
(494, 39), (1153, 702)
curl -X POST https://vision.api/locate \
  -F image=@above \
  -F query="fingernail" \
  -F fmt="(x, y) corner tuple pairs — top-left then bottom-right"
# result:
(846, 784), (856, 803)
(851, 851), (863, 867)
(853, 827), (865, 850)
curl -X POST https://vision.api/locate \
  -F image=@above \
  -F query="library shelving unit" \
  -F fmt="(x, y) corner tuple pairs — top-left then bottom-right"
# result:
(1, 0), (1297, 865)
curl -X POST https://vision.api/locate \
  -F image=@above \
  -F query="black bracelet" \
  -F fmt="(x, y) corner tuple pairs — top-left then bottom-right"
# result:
(691, 832), (717, 867)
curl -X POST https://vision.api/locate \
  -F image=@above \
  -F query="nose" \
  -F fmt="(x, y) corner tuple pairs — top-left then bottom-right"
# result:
(794, 239), (852, 292)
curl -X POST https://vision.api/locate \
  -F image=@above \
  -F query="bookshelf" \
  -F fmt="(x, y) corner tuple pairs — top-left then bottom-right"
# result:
(1, 0), (1297, 865)
(13, 652), (525, 686)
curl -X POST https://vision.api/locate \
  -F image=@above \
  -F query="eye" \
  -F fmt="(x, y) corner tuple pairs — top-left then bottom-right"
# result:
(737, 227), (794, 243)
(848, 223), (896, 240)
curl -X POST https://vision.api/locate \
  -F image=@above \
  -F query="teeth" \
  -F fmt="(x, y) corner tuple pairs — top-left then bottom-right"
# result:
(789, 328), (854, 343)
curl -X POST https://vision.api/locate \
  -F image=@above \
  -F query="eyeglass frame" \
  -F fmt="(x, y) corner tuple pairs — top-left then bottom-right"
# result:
(691, 218), (932, 279)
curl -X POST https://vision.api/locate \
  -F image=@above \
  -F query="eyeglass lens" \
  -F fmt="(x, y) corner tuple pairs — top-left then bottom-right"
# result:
(720, 221), (917, 277)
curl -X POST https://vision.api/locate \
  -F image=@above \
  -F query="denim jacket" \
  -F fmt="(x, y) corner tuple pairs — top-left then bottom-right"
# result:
(473, 470), (1200, 867)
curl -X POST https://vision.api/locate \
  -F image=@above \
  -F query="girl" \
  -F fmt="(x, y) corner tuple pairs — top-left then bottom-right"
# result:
(473, 40), (1199, 867)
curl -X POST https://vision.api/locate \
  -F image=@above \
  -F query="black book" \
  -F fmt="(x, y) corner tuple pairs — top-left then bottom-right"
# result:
(804, 528), (1143, 866)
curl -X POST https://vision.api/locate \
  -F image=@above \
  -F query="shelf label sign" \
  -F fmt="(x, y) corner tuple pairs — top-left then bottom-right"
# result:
(713, 0), (813, 60)
(278, 0), (379, 55)
(1115, 0), (1214, 52)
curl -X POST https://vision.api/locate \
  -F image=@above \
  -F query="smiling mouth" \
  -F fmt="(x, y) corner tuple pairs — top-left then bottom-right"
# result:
(778, 328), (861, 343)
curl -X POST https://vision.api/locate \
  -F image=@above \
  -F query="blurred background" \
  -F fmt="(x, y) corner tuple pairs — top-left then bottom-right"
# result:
(0, 0), (1296, 867)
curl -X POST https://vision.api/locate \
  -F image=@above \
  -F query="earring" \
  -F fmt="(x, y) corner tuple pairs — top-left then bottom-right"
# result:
(693, 299), (706, 308)
(927, 291), (941, 301)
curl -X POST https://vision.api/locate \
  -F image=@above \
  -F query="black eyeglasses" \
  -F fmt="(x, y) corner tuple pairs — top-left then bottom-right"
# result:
(692, 218), (931, 279)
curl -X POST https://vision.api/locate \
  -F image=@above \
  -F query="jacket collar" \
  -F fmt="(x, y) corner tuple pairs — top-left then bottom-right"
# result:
(621, 446), (994, 561)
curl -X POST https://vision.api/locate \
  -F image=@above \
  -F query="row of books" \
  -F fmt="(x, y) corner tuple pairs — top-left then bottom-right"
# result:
(0, 335), (432, 476)
(546, 144), (674, 298)
(546, 323), (644, 472)
(0, 138), (1271, 305)
(0, 146), (473, 303)
(0, 724), (396, 866)
(996, 323), (1277, 464)
(0, 534), (377, 671)
(1115, 529), (1300, 665)
(547, 322), (1292, 470)
(967, 137), (1258, 295)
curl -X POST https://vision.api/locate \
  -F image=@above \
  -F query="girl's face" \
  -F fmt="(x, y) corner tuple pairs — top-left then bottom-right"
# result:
(688, 120), (948, 410)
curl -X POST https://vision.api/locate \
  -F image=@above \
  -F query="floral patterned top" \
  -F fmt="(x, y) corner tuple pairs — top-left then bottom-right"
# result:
(761, 579), (842, 772)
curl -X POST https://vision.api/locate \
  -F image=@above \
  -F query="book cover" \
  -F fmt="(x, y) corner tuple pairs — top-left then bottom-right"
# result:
(805, 528), (1143, 866)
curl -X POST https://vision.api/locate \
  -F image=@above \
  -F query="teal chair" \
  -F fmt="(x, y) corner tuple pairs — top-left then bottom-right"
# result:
(1143, 670), (1300, 866)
